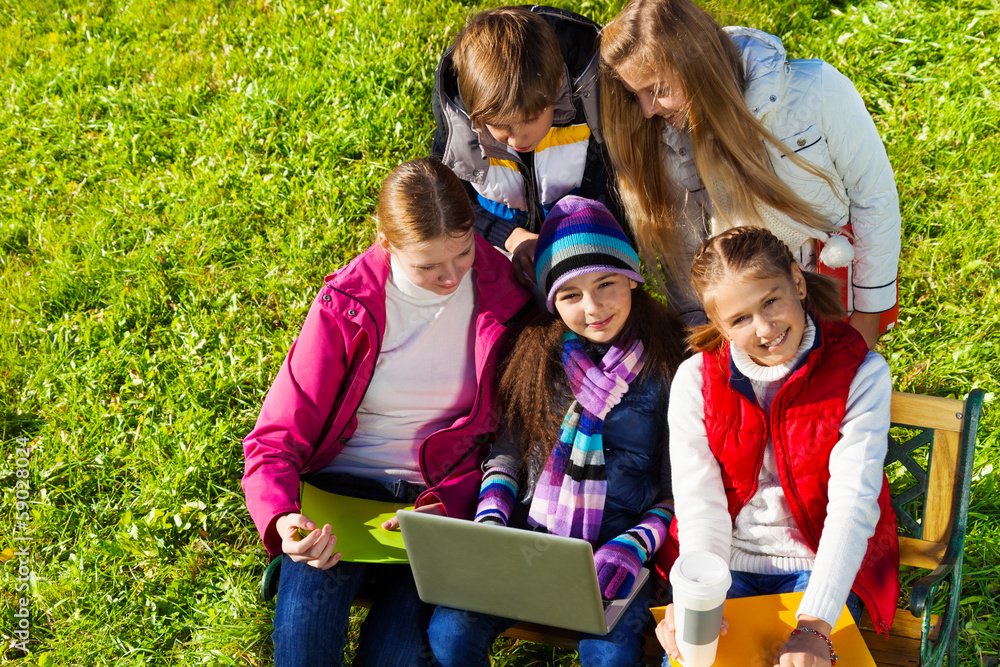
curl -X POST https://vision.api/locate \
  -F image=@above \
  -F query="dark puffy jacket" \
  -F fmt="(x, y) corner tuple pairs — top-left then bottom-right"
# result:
(430, 6), (623, 248)
(491, 358), (671, 546)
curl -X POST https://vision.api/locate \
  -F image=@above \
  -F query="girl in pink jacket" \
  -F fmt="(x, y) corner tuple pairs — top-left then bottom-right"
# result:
(242, 158), (531, 666)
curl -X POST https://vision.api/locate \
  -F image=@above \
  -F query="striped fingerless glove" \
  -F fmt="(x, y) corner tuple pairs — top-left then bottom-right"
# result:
(593, 502), (673, 598)
(474, 466), (519, 527)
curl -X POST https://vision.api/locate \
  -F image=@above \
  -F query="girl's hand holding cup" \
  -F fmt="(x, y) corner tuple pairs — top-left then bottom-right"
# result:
(655, 604), (681, 660)
(656, 604), (730, 665)
(661, 551), (731, 666)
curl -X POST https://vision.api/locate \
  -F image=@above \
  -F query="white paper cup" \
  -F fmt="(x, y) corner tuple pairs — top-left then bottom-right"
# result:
(669, 551), (731, 667)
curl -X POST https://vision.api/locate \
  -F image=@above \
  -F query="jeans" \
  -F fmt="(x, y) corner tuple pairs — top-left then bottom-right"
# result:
(271, 472), (433, 667)
(428, 576), (654, 667)
(726, 570), (864, 626)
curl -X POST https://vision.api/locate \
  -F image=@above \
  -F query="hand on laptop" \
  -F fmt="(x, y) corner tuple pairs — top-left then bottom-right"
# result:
(276, 512), (341, 570)
(594, 536), (644, 598)
(380, 501), (445, 531)
(655, 603), (729, 663)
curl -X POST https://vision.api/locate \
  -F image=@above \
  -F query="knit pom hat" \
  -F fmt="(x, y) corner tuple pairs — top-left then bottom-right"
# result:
(534, 196), (644, 313)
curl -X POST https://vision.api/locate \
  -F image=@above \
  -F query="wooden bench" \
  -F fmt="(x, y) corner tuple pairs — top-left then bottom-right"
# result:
(857, 389), (985, 667)
(260, 389), (985, 667)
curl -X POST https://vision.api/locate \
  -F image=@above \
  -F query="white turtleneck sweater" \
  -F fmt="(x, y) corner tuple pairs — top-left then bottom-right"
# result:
(321, 256), (478, 484)
(668, 316), (891, 627)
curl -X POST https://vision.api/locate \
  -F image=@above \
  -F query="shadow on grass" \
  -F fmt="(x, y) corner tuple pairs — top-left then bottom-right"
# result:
(0, 410), (44, 442)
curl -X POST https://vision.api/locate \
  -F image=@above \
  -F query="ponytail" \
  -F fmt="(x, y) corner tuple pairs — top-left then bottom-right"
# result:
(686, 226), (846, 353)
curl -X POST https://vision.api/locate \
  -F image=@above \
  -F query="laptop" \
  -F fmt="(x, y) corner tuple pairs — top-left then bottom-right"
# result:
(396, 510), (649, 635)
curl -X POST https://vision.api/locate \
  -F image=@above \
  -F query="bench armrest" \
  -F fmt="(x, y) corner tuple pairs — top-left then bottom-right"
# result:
(909, 542), (959, 617)
(908, 389), (984, 667)
(909, 388), (984, 618)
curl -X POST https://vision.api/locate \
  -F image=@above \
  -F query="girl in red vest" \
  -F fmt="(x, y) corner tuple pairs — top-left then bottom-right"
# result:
(656, 226), (898, 667)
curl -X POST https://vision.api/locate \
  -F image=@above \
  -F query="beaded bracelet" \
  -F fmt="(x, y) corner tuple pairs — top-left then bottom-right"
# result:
(790, 627), (839, 666)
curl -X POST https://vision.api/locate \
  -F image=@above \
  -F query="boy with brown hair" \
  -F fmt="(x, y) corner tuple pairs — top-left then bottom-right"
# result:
(431, 6), (619, 285)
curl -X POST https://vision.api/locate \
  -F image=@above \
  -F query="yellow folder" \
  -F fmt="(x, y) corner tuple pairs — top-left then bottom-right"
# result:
(654, 591), (876, 666)
(298, 482), (413, 563)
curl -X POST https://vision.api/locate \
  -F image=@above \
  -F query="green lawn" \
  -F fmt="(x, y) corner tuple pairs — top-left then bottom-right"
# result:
(0, 0), (997, 664)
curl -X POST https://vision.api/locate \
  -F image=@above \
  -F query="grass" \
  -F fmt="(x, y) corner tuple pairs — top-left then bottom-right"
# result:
(0, 0), (997, 664)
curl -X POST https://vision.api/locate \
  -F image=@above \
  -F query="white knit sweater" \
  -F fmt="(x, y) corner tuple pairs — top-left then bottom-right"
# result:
(668, 317), (891, 627)
(322, 257), (478, 483)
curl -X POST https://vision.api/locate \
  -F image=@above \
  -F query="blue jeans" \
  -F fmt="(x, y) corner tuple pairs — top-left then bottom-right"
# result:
(726, 570), (864, 626)
(271, 472), (433, 667)
(428, 576), (654, 667)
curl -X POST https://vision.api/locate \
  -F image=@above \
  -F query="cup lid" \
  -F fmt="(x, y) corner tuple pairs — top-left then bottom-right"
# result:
(669, 551), (731, 591)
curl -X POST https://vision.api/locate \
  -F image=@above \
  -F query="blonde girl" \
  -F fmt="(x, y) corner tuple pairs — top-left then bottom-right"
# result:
(600, 0), (901, 348)
(658, 226), (898, 667)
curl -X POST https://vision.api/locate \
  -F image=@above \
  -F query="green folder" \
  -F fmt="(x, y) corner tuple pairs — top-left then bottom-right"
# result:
(298, 482), (413, 563)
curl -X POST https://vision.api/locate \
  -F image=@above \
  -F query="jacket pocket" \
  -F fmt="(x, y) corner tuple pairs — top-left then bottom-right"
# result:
(776, 125), (823, 157)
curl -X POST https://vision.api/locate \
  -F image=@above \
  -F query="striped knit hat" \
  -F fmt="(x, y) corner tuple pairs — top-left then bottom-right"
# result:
(534, 196), (644, 313)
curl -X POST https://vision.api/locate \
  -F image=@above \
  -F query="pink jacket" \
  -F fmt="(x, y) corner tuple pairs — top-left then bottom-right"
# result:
(243, 234), (531, 556)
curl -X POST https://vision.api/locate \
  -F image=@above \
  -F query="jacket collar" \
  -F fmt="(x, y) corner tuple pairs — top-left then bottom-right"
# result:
(724, 26), (787, 119)
(661, 122), (694, 154)
(467, 234), (532, 320)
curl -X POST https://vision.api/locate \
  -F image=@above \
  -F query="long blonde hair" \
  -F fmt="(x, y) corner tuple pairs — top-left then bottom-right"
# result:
(600, 0), (838, 289)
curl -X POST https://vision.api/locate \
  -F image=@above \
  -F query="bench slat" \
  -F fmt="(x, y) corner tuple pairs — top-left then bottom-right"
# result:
(890, 392), (963, 432)
(898, 536), (946, 569)
(502, 624), (666, 664)
(861, 608), (940, 667)
(501, 622), (578, 651)
(924, 429), (959, 543)
(863, 637), (921, 667)
(861, 608), (941, 641)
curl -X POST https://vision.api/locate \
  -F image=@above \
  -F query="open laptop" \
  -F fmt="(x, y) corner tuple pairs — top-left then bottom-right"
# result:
(396, 510), (649, 635)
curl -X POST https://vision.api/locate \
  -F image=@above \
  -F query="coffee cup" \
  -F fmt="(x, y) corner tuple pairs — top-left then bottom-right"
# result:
(669, 551), (731, 667)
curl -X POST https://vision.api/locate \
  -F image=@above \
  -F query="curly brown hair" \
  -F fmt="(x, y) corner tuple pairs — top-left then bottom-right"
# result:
(499, 288), (687, 463)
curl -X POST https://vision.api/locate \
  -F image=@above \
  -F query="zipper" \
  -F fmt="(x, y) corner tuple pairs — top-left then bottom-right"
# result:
(303, 287), (381, 474)
(517, 151), (544, 233)
(771, 375), (822, 548)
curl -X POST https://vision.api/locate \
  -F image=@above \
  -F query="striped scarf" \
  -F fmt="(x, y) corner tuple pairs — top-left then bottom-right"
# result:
(527, 331), (646, 543)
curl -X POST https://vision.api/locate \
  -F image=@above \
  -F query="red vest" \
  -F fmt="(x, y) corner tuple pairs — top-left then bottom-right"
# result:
(702, 319), (898, 634)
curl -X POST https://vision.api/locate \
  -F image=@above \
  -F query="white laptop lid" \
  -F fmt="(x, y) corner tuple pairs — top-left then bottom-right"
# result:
(397, 510), (648, 635)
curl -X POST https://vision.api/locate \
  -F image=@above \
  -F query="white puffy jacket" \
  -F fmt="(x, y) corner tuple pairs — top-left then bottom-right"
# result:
(662, 27), (901, 322)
